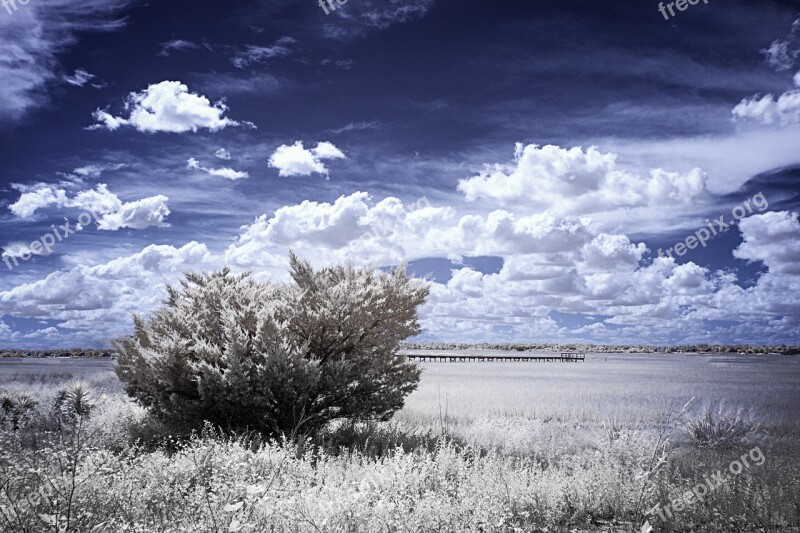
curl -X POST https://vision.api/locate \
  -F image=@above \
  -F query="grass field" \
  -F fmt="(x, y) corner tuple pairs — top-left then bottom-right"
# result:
(1, 353), (799, 532)
(398, 353), (800, 454)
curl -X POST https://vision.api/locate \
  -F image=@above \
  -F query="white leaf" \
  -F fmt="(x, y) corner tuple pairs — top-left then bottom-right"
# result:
(224, 501), (244, 512)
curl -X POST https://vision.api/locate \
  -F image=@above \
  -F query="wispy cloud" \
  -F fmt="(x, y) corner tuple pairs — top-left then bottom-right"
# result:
(193, 71), (285, 96)
(330, 121), (380, 134)
(0, 0), (133, 123)
(157, 39), (203, 57)
(187, 158), (249, 180)
(63, 68), (101, 87)
(320, 0), (434, 40)
(230, 37), (296, 68)
(763, 18), (800, 71)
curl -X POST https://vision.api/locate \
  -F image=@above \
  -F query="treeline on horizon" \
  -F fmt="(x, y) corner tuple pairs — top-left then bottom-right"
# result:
(402, 342), (800, 355)
(0, 348), (113, 358)
(1, 343), (799, 358)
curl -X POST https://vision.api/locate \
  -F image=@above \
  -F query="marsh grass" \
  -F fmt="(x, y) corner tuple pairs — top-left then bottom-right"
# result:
(0, 354), (798, 532)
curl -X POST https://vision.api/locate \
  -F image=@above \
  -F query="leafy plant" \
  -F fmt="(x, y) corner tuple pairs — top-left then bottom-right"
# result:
(114, 253), (429, 439)
(684, 402), (762, 451)
(0, 391), (37, 431)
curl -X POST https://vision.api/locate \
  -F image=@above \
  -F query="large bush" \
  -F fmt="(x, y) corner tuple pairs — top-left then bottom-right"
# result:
(114, 254), (429, 438)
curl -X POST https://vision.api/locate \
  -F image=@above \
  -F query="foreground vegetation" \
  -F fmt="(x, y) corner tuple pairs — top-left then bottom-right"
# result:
(1, 356), (799, 533)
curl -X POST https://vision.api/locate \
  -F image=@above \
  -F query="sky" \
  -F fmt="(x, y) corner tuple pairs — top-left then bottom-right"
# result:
(0, 0), (799, 348)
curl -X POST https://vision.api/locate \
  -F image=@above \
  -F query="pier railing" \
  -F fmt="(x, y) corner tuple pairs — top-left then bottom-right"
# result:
(404, 352), (586, 363)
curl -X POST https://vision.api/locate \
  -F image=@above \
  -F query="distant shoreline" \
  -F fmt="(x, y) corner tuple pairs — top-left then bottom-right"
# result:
(0, 350), (114, 359)
(2, 343), (798, 358)
(402, 342), (800, 355)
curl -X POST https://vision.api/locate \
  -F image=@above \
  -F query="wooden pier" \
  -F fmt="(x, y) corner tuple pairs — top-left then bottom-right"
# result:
(404, 352), (585, 363)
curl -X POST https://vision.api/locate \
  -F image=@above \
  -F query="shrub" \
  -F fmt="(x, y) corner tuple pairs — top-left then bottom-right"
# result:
(0, 391), (37, 431)
(53, 380), (97, 421)
(114, 253), (429, 439)
(684, 402), (762, 451)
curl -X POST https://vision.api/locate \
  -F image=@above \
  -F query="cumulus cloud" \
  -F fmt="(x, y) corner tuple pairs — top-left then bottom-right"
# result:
(457, 144), (709, 219)
(0, 242), (216, 345)
(215, 148), (232, 160)
(187, 158), (249, 180)
(732, 82), (800, 127)
(267, 141), (346, 177)
(734, 211), (800, 274)
(69, 183), (123, 215)
(5, 136), (799, 346)
(0, 0), (132, 123)
(224, 190), (597, 269)
(89, 81), (249, 133)
(220, 150), (800, 345)
(8, 184), (170, 230)
(9, 187), (69, 218)
(225, 192), (454, 268)
(95, 195), (171, 230)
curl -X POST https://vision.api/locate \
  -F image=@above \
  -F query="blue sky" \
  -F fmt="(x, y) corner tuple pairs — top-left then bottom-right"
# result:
(0, 0), (799, 348)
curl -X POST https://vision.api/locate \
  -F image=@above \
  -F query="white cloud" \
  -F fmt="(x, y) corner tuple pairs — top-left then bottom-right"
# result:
(0, 0), (132, 122)
(457, 144), (709, 222)
(68, 183), (121, 214)
(187, 158), (249, 180)
(230, 37), (295, 68)
(8, 183), (170, 230)
(734, 211), (800, 275)
(194, 71), (283, 96)
(63, 68), (96, 87)
(158, 39), (201, 57)
(267, 141), (346, 177)
(2, 241), (51, 260)
(215, 148), (232, 160)
(60, 162), (126, 182)
(95, 195), (171, 231)
(321, 0), (434, 39)
(9, 187), (69, 218)
(731, 68), (800, 127)
(224, 191), (594, 269)
(601, 126), (800, 195)
(225, 192), (453, 268)
(5, 135), (799, 346)
(732, 86), (800, 127)
(321, 58), (355, 70)
(330, 121), (380, 134)
(89, 81), (249, 133)
(0, 242), (216, 344)
(763, 18), (800, 71)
